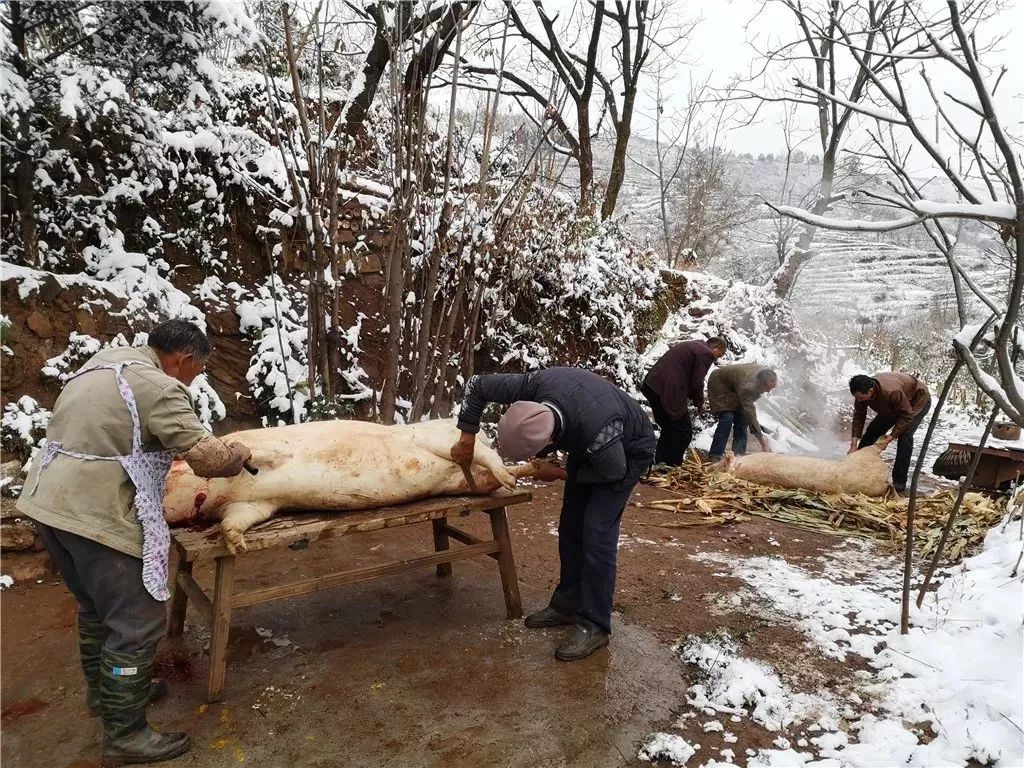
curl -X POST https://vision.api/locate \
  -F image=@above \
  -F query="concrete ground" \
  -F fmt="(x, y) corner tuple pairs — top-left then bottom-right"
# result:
(1, 481), (858, 768)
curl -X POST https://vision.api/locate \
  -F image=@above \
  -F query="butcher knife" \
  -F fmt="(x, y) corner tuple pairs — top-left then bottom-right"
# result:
(459, 462), (478, 492)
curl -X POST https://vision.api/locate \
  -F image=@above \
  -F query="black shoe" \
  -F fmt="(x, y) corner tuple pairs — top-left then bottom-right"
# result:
(524, 606), (576, 629)
(555, 621), (610, 661)
(894, 483), (907, 494)
(100, 648), (191, 766)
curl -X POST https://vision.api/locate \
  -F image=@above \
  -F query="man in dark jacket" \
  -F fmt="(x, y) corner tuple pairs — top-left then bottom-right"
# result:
(848, 372), (932, 492)
(641, 337), (726, 465)
(450, 368), (656, 661)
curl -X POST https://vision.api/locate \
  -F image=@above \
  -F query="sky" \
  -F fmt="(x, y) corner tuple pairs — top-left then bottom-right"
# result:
(626, 0), (1024, 157)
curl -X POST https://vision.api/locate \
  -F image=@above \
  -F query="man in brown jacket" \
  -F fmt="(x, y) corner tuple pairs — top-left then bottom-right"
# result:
(707, 363), (778, 461)
(641, 337), (727, 465)
(848, 372), (932, 492)
(17, 320), (252, 765)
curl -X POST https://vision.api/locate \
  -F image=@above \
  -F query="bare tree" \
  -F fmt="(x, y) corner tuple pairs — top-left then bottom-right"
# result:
(767, 0), (1022, 633)
(627, 73), (706, 262)
(771, 1), (1021, 424)
(259, 1), (474, 420)
(734, 0), (990, 298)
(461, 0), (680, 219)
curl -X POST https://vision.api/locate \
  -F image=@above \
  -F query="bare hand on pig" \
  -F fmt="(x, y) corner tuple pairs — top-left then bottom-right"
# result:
(531, 459), (568, 482)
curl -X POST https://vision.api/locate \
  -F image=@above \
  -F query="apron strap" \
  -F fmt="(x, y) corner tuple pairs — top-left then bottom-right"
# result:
(65, 361), (147, 455)
(112, 364), (144, 455)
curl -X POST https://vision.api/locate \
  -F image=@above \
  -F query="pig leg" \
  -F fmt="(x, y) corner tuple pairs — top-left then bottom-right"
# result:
(415, 426), (517, 490)
(219, 501), (276, 555)
(472, 444), (517, 490)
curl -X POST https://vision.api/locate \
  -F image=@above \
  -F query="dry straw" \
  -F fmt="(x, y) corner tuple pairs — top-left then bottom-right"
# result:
(643, 453), (1008, 563)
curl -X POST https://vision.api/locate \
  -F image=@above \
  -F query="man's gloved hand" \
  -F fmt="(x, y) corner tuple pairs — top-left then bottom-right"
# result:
(848, 439), (859, 454)
(758, 436), (773, 454)
(227, 442), (252, 475)
(877, 434), (894, 449)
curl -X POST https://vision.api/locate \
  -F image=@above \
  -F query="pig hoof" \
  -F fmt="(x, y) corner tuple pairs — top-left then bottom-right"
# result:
(223, 528), (248, 554)
(495, 467), (517, 490)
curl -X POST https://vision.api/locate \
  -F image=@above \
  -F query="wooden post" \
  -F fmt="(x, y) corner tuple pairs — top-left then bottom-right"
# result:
(916, 405), (1000, 606)
(167, 551), (192, 638)
(207, 555), (236, 703)
(432, 517), (452, 577)
(901, 362), (963, 634)
(488, 507), (522, 619)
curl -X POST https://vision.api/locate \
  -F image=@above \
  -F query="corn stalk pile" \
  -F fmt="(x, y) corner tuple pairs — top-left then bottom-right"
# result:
(643, 453), (1012, 563)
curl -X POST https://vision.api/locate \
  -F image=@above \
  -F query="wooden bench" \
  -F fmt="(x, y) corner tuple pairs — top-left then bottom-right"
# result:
(166, 489), (532, 702)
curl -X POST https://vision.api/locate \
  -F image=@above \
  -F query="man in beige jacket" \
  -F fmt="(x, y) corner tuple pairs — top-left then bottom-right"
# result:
(706, 363), (778, 462)
(17, 319), (251, 765)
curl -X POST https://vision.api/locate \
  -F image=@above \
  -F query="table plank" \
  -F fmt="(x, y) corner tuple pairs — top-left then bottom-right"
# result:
(172, 490), (533, 562)
(231, 541), (502, 608)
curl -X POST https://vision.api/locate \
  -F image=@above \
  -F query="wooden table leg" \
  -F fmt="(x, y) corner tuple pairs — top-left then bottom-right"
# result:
(166, 550), (191, 638)
(207, 555), (236, 703)
(432, 517), (452, 577)
(489, 507), (523, 619)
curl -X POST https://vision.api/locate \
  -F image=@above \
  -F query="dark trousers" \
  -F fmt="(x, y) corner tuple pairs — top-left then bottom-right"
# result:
(709, 409), (748, 460)
(34, 522), (166, 653)
(641, 385), (693, 466)
(549, 462), (639, 635)
(858, 396), (932, 487)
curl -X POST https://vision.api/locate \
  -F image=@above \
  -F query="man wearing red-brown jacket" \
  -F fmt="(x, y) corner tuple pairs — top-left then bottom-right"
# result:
(641, 337), (727, 465)
(849, 372), (932, 492)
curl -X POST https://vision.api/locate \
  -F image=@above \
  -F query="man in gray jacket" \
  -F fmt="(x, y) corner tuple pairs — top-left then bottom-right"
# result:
(706, 363), (778, 462)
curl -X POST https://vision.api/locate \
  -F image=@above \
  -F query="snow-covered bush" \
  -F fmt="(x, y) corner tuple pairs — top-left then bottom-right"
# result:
(1, 396), (51, 463)
(41, 333), (106, 381)
(190, 373), (226, 430)
(236, 275), (373, 424)
(0, 314), (11, 355)
(1, 3), (264, 272)
(237, 276), (310, 424)
(483, 195), (666, 387)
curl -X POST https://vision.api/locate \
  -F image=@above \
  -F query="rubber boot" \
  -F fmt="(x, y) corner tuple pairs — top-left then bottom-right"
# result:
(82, 620), (168, 717)
(79, 617), (108, 716)
(100, 647), (190, 767)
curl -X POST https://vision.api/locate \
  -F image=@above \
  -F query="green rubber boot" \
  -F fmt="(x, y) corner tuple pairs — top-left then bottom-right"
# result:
(82, 620), (168, 717)
(79, 617), (108, 716)
(100, 648), (190, 767)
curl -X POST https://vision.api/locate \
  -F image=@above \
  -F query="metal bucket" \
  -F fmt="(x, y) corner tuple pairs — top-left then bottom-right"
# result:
(992, 421), (1021, 441)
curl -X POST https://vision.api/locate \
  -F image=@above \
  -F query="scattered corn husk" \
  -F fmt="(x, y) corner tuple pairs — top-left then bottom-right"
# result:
(642, 452), (1011, 563)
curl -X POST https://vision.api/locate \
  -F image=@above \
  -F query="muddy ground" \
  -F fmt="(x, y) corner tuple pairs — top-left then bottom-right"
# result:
(1, 480), (880, 768)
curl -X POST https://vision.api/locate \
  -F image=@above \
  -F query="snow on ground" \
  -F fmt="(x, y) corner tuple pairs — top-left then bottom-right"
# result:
(640, 507), (1024, 767)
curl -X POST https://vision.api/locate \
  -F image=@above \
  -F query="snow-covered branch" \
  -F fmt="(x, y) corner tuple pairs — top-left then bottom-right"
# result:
(769, 196), (1015, 234)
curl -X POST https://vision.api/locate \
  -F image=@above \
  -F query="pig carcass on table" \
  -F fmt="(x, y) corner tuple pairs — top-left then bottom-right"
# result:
(163, 419), (532, 554)
(719, 443), (890, 497)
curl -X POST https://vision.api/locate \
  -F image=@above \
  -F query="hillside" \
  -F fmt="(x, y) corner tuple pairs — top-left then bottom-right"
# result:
(583, 136), (1007, 331)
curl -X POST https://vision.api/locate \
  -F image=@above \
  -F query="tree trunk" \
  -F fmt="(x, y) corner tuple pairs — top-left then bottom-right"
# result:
(769, 146), (836, 298)
(576, 101), (594, 216)
(9, 2), (37, 266)
(601, 91), (636, 220)
(379, 227), (407, 424)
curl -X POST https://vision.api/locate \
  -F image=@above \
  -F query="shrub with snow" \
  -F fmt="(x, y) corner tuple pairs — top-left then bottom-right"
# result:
(483, 199), (666, 387)
(1, 396), (52, 464)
